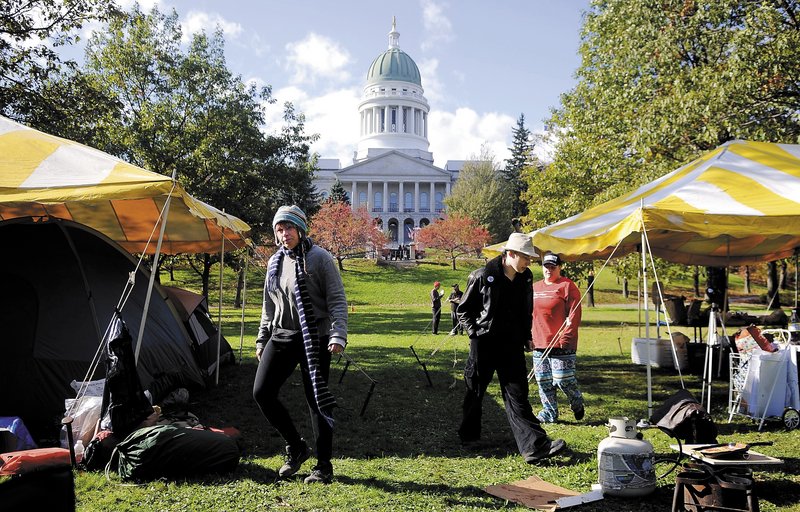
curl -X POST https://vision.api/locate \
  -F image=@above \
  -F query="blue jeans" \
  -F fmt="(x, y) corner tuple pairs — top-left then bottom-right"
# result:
(532, 349), (583, 422)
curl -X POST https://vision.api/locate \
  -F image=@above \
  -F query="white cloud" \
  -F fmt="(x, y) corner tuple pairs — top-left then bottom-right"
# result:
(244, 32), (271, 59)
(262, 85), (361, 165)
(181, 10), (243, 43)
(417, 58), (443, 104)
(428, 108), (515, 167)
(419, 0), (454, 52)
(284, 33), (352, 85)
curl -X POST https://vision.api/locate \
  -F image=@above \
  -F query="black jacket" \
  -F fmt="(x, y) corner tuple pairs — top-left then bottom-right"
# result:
(456, 254), (533, 343)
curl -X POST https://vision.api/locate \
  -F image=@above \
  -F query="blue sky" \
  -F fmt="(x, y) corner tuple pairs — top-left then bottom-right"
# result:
(105, 1), (590, 167)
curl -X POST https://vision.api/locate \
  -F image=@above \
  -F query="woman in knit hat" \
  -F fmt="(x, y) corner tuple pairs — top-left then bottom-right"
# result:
(253, 205), (348, 484)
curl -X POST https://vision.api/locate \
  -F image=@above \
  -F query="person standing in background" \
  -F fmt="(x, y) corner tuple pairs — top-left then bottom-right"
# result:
(430, 281), (443, 334)
(532, 252), (584, 423)
(448, 284), (464, 335)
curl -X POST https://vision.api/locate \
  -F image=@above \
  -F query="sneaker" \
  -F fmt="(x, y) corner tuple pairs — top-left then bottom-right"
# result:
(573, 405), (585, 421)
(278, 441), (310, 478)
(525, 439), (566, 463)
(304, 466), (333, 484)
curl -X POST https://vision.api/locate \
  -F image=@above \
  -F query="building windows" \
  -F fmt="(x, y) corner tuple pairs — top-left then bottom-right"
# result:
(404, 192), (414, 212)
(389, 192), (398, 212)
(359, 191), (367, 207)
(374, 191), (383, 212)
(435, 192), (444, 213)
(419, 192), (429, 213)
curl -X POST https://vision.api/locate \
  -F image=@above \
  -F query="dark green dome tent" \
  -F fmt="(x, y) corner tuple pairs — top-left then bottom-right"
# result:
(0, 218), (206, 442)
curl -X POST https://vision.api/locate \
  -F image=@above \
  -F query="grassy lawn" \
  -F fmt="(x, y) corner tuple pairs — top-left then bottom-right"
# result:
(72, 257), (800, 511)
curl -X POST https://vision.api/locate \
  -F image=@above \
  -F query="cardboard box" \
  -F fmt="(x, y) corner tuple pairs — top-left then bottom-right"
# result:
(485, 475), (603, 511)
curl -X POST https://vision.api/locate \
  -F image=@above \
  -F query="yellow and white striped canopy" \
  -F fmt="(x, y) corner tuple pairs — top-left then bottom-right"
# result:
(486, 140), (800, 266)
(0, 115), (250, 254)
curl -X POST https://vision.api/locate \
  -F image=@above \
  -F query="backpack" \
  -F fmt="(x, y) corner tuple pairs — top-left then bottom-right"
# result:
(650, 389), (718, 444)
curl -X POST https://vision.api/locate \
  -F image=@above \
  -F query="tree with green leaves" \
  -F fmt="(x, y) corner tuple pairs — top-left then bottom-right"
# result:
(526, 0), (800, 232)
(503, 113), (534, 219)
(445, 146), (515, 244)
(79, 5), (318, 295)
(0, 0), (120, 136)
(327, 179), (351, 205)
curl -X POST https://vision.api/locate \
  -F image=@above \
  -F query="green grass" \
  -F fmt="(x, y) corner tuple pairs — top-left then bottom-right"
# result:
(72, 257), (800, 511)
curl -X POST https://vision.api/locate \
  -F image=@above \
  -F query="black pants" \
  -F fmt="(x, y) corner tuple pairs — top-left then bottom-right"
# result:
(450, 311), (463, 334)
(432, 307), (441, 334)
(253, 334), (333, 467)
(458, 338), (549, 457)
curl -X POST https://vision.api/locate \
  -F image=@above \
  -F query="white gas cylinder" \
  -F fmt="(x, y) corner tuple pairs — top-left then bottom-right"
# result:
(597, 417), (656, 497)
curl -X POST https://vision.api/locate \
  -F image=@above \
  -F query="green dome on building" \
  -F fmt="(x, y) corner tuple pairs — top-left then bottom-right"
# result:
(366, 48), (421, 86)
(366, 17), (422, 87)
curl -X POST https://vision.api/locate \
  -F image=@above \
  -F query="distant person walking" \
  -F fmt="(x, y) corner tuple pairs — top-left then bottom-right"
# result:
(448, 284), (464, 335)
(252, 205), (348, 484)
(532, 252), (584, 423)
(430, 281), (443, 334)
(456, 233), (566, 463)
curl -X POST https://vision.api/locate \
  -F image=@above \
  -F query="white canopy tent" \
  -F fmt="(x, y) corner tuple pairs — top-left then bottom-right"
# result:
(486, 140), (800, 415)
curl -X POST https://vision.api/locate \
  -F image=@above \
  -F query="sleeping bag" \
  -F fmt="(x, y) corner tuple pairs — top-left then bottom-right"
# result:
(111, 424), (240, 481)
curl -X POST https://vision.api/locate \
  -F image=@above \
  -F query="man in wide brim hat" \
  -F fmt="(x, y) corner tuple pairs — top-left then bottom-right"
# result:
(455, 232), (566, 463)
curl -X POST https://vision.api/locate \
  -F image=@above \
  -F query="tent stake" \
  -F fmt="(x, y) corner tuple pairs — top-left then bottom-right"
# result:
(360, 381), (377, 417)
(410, 345), (433, 387)
(338, 359), (351, 384)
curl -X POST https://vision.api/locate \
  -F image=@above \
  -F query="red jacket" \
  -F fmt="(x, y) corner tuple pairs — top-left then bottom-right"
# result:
(532, 276), (582, 351)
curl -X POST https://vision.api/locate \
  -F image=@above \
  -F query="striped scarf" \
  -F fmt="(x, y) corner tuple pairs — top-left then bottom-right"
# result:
(268, 240), (336, 426)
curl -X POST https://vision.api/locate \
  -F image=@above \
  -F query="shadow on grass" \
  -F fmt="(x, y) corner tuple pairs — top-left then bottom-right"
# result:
(195, 344), (723, 460)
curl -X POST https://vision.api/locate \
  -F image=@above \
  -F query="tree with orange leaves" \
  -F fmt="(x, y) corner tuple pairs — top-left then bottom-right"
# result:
(416, 213), (490, 270)
(310, 201), (386, 271)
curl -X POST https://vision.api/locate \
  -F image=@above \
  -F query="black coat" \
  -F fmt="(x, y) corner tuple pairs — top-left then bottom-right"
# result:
(456, 255), (533, 343)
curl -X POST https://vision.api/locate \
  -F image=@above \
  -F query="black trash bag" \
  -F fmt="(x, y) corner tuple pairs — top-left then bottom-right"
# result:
(650, 389), (718, 444)
(100, 312), (154, 439)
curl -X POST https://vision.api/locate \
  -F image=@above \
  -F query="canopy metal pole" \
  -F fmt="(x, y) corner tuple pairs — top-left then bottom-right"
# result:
(135, 175), (174, 364)
(794, 251), (798, 309)
(216, 216), (225, 385)
(641, 206), (652, 418)
(238, 251), (249, 364)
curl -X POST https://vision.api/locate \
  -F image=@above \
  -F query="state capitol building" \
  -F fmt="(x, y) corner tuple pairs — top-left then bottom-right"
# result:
(313, 19), (467, 249)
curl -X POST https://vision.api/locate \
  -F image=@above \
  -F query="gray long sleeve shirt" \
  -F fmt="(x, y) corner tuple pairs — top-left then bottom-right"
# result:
(255, 243), (348, 350)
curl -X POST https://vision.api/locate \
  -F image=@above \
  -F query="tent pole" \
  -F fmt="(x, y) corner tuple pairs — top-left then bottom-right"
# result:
(238, 251), (249, 364)
(641, 214), (653, 418)
(58, 222), (103, 348)
(794, 251), (798, 310)
(135, 182), (173, 365)
(216, 214), (225, 386)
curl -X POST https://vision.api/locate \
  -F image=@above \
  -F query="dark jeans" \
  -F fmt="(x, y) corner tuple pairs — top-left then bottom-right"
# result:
(450, 311), (463, 334)
(432, 307), (441, 334)
(253, 333), (333, 467)
(458, 338), (549, 457)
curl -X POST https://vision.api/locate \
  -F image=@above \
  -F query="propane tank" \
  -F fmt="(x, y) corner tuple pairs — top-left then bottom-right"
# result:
(597, 417), (656, 497)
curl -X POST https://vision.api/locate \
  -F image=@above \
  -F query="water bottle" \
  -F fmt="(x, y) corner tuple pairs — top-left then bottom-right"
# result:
(74, 439), (85, 464)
